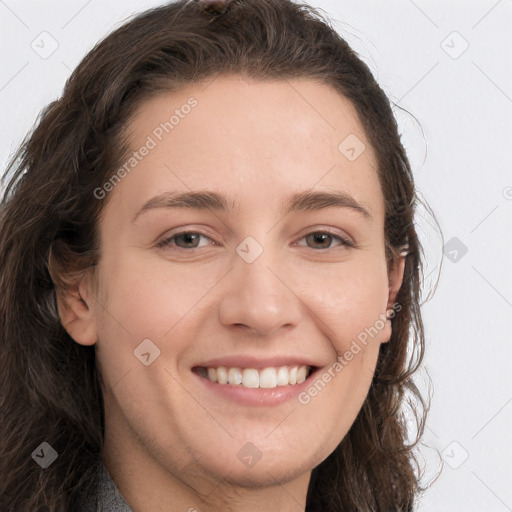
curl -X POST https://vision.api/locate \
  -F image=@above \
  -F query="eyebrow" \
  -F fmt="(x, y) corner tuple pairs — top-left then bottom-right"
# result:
(132, 190), (371, 223)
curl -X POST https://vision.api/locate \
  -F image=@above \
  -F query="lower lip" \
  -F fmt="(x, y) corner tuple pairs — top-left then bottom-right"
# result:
(192, 369), (320, 406)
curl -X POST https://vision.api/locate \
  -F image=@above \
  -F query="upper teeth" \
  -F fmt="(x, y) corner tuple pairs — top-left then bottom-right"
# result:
(199, 365), (310, 388)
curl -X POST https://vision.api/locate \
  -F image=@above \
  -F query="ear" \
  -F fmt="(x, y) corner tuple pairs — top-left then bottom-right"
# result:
(387, 253), (406, 310)
(380, 253), (406, 344)
(54, 272), (98, 346)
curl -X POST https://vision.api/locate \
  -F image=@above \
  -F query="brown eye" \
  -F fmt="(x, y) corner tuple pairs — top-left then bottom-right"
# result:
(306, 232), (333, 249)
(157, 231), (213, 250)
(174, 233), (202, 248)
(300, 231), (355, 250)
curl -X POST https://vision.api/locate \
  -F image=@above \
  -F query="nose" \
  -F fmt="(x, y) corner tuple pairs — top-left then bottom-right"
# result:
(218, 248), (303, 337)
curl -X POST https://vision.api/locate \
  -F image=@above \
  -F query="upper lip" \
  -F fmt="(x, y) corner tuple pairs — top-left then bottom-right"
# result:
(193, 355), (320, 370)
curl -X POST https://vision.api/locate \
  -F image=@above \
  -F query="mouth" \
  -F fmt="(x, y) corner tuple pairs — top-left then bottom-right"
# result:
(192, 364), (316, 389)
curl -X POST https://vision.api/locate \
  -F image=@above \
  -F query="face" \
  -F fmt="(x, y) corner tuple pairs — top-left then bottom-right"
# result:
(66, 75), (403, 504)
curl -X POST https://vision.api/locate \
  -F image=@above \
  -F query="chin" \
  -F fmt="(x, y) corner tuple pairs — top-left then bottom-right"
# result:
(208, 459), (311, 489)
(188, 444), (324, 490)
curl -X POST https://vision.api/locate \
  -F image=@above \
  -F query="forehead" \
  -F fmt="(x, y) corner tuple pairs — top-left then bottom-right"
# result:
(110, 75), (383, 220)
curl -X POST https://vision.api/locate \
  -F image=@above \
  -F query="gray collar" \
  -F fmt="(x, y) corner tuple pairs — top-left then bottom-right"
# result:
(79, 462), (134, 512)
(96, 463), (134, 512)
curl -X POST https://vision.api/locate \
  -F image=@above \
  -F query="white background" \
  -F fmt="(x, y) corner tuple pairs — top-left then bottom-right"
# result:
(1, 1), (511, 510)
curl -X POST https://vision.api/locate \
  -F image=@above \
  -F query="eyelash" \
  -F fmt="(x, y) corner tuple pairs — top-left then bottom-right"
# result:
(156, 229), (355, 251)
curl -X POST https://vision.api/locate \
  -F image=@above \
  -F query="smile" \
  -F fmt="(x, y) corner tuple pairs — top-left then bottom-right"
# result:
(194, 365), (314, 388)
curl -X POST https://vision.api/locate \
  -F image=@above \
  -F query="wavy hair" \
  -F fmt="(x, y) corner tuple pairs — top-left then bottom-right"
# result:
(0, 1), (427, 510)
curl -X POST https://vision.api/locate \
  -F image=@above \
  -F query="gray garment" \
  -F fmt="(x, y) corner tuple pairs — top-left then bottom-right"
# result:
(79, 462), (134, 512)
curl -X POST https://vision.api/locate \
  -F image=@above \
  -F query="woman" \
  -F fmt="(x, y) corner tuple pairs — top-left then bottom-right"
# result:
(0, 0), (427, 510)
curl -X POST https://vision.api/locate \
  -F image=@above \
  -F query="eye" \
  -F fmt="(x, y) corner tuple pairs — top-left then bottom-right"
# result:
(156, 229), (354, 251)
(156, 231), (216, 250)
(296, 230), (355, 250)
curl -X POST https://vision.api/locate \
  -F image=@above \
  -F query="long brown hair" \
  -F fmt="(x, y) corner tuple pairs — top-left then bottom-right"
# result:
(0, 1), (427, 510)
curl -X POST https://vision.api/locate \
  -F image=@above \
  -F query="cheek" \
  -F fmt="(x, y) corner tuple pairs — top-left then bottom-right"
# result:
(294, 261), (390, 444)
(95, 251), (205, 335)
(92, 253), (225, 386)
(305, 258), (390, 351)
(298, 258), (389, 397)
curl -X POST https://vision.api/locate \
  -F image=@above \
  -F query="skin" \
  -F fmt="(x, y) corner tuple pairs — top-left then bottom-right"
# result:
(58, 75), (404, 512)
